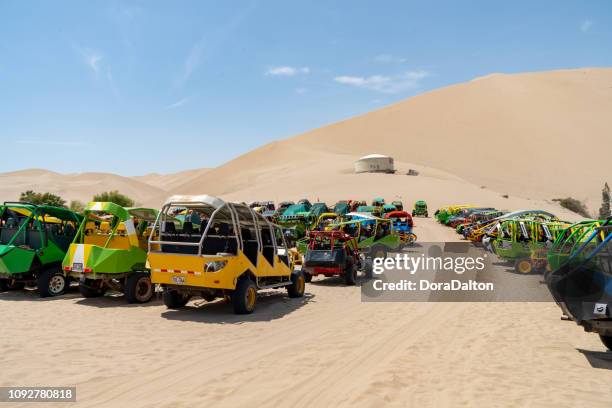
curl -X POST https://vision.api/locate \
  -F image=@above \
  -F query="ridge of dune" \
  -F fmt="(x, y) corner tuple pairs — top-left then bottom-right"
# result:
(0, 170), (166, 206)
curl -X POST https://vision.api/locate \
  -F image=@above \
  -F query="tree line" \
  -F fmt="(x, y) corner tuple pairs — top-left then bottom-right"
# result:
(17, 190), (135, 212)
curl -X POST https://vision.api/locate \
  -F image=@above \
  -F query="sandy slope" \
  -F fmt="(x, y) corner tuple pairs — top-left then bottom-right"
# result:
(171, 68), (612, 212)
(132, 168), (211, 190)
(1, 219), (611, 408)
(0, 169), (165, 207)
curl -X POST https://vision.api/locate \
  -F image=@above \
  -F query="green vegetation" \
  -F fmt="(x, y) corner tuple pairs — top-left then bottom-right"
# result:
(19, 190), (66, 207)
(553, 197), (591, 218)
(599, 182), (611, 220)
(92, 190), (134, 207)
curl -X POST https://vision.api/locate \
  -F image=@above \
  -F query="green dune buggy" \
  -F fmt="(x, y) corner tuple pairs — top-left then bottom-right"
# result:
(0, 202), (81, 297)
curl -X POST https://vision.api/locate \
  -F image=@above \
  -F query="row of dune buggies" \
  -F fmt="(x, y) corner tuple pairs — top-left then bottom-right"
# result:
(436, 204), (612, 350)
(0, 197), (427, 315)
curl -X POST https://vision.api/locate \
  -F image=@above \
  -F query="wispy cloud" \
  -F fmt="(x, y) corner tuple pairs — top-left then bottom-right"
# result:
(177, 38), (206, 88)
(76, 47), (103, 76)
(165, 97), (190, 109)
(266, 66), (310, 76)
(295, 87), (308, 94)
(16, 139), (93, 147)
(580, 19), (593, 33)
(174, 3), (256, 89)
(334, 70), (429, 93)
(374, 54), (406, 64)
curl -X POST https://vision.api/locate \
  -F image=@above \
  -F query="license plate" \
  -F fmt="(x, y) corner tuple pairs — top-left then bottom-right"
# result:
(72, 263), (83, 272)
(594, 303), (608, 316)
(294, 264), (302, 271)
(172, 276), (185, 284)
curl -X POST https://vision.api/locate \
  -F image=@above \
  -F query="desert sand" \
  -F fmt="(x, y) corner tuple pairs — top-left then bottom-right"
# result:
(1, 68), (611, 407)
(1, 218), (612, 408)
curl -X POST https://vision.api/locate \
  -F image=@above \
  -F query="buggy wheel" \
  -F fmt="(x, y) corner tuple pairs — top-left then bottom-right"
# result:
(371, 245), (387, 259)
(344, 260), (357, 285)
(0, 279), (9, 292)
(287, 270), (306, 298)
(599, 334), (612, 351)
(514, 259), (533, 274)
(233, 278), (257, 314)
(304, 272), (312, 283)
(125, 272), (153, 304)
(37, 268), (66, 298)
(163, 288), (191, 309)
(363, 258), (374, 279)
(78, 280), (105, 298)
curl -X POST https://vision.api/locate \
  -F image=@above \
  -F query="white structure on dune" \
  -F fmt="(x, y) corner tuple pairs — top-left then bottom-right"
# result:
(354, 154), (395, 174)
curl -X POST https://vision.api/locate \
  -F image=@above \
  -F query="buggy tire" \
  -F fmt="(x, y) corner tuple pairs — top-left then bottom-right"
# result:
(163, 288), (190, 309)
(371, 245), (387, 260)
(304, 272), (312, 283)
(344, 259), (357, 286)
(0, 279), (9, 292)
(363, 258), (374, 279)
(599, 334), (612, 351)
(514, 258), (533, 274)
(125, 272), (153, 304)
(233, 278), (257, 314)
(78, 280), (105, 298)
(287, 270), (306, 298)
(37, 268), (66, 298)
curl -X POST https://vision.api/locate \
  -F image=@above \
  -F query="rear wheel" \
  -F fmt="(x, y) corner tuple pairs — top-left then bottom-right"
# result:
(514, 258), (533, 274)
(371, 245), (387, 260)
(37, 268), (66, 298)
(233, 278), (257, 314)
(78, 280), (105, 298)
(599, 334), (612, 351)
(287, 270), (306, 298)
(163, 288), (191, 309)
(124, 272), (153, 303)
(304, 272), (312, 283)
(344, 260), (357, 285)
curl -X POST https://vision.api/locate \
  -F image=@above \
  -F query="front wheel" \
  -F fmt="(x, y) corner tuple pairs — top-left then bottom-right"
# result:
(233, 278), (257, 314)
(37, 268), (66, 298)
(304, 272), (312, 283)
(163, 288), (191, 309)
(287, 270), (306, 298)
(600, 334), (612, 351)
(124, 272), (153, 303)
(514, 258), (533, 274)
(371, 245), (387, 260)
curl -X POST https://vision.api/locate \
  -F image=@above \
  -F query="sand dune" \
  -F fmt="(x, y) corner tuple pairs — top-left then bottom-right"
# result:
(171, 68), (612, 213)
(0, 169), (165, 207)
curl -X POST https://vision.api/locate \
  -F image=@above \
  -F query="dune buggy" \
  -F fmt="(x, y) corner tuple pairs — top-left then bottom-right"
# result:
(0, 202), (81, 297)
(62, 202), (159, 303)
(412, 200), (428, 217)
(385, 210), (416, 246)
(148, 195), (305, 314)
(546, 220), (612, 350)
(303, 230), (362, 285)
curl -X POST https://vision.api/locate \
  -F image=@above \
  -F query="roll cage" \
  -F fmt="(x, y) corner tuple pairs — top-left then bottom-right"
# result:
(148, 196), (289, 265)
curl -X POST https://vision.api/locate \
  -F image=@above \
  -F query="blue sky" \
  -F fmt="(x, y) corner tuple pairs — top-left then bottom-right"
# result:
(1, 0), (611, 175)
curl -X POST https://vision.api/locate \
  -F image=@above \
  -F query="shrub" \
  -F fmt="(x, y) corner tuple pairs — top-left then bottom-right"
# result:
(553, 197), (591, 218)
(92, 191), (135, 207)
(599, 182), (610, 220)
(19, 190), (66, 207)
